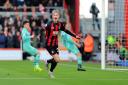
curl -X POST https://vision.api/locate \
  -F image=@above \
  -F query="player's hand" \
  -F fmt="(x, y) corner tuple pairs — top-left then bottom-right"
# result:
(76, 35), (81, 39)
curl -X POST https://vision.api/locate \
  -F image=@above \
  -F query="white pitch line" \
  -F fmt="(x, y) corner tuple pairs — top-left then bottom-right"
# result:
(60, 63), (101, 70)
(0, 77), (72, 80)
(0, 78), (128, 80)
(60, 63), (128, 74)
(0, 78), (45, 80)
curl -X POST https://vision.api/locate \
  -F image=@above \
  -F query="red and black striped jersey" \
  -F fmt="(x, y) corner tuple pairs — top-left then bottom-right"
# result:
(45, 21), (76, 47)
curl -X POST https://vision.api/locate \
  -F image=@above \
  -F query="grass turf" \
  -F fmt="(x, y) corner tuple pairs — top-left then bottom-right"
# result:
(0, 61), (128, 85)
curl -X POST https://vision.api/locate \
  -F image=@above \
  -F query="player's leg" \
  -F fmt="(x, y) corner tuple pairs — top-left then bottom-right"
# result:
(45, 47), (60, 78)
(45, 55), (59, 68)
(33, 51), (42, 72)
(68, 44), (86, 71)
(24, 45), (42, 72)
(61, 31), (85, 71)
(45, 47), (57, 69)
(96, 17), (100, 30)
(76, 52), (86, 71)
(48, 54), (59, 78)
(92, 15), (95, 30)
(46, 54), (60, 78)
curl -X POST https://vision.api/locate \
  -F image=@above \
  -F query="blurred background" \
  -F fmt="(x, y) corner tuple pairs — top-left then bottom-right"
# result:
(0, 0), (127, 65)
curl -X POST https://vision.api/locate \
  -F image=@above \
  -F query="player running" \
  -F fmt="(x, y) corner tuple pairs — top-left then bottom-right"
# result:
(44, 9), (80, 78)
(60, 30), (86, 71)
(21, 20), (42, 72)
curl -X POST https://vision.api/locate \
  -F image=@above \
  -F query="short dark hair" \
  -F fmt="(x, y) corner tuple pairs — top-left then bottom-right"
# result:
(23, 20), (29, 26)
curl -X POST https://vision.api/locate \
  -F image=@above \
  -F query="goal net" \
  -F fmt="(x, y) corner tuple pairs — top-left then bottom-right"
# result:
(102, 0), (128, 70)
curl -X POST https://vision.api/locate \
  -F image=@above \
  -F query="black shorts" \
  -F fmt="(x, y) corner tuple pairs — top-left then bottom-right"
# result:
(46, 46), (59, 55)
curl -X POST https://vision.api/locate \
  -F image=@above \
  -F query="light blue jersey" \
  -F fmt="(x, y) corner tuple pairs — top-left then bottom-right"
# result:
(22, 28), (31, 46)
(60, 31), (79, 54)
(21, 28), (38, 55)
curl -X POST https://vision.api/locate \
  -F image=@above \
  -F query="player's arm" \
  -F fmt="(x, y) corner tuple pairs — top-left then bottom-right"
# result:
(63, 29), (76, 37)
(73, 41), (81, 47)
(60, 23), (79, 39)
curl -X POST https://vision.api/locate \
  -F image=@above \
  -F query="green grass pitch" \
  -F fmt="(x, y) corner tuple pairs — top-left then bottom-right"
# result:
(0, 61), (128, 85)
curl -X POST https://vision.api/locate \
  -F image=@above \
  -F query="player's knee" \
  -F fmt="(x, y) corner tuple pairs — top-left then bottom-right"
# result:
(34, 51), (40, 57)
(54, 57), (60, 63)
(55, 58), (60, 63)
(53, 54), (60, 62)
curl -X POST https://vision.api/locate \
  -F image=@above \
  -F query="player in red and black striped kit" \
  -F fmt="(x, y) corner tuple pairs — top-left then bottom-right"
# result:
(44, 10), (84, 78)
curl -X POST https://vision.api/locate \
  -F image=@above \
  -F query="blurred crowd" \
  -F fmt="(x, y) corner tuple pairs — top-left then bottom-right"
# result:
(0, 0), (63, 48)
(0, 0), (62, 11)
(0, 0), (63, 7)
(0, 14), (49, 48)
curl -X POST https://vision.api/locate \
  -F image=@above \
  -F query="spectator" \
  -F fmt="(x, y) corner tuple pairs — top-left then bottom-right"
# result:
(83, 33), (94, 61)
(0, 15), (4, 26)
(11, 0), (24, 7)
(39, 27), (46, 48)
(39, 4), (46, 15)
(118, 33), (126, 47)
(14, 6), (19, 17)
(90, 3), (100, 30)
(31, 0), (41, 6)
(4, 17), (9, 27)
(41, 0), (48, 6)
(11, 26), (15, 36)
(0, 30), (7, 48)
(53, 0), (63, 7)
(14, 16), (20, 31)
(4, 26), (8, 37)
(4, 0), (13, 11)
(11, 0), (18, 6)
(31, 32), (39, 48)
(32, 23), (40, 36)
(8, 16), (14, 26)
(25, 0), (31, 6)
(47, 0), (53, 6)
(23, 4), (27, 18)
(7, 31), (13, 48)
(13, 31), (21, 48)
(17, 0), (24, 6)
(32, 6), (36, 18)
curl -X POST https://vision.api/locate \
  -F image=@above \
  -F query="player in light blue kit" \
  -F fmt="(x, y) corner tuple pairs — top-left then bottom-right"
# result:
(60, 30), (85, 71)
(21, 20), (42, 72)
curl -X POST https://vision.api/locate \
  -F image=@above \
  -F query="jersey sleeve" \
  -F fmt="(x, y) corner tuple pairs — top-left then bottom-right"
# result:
(60, 22), (76, 38)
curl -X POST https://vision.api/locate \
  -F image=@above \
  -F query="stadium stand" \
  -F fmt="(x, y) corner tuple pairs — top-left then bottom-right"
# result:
(0, 0), (64, 48)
